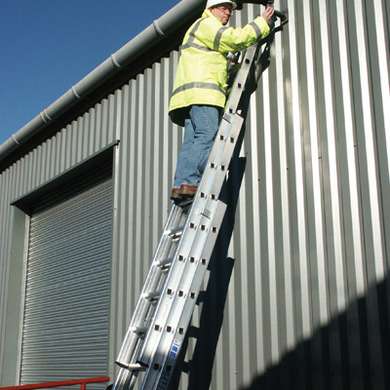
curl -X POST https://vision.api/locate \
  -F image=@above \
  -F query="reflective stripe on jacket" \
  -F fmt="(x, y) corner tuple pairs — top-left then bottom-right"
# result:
(169, 9), (270, 126)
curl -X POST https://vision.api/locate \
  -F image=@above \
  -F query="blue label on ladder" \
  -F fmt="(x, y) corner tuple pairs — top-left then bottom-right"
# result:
(156, 341), (181, 390)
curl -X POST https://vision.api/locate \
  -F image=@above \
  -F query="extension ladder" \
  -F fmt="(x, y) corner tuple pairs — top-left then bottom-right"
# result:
(111, 11), (287, 390)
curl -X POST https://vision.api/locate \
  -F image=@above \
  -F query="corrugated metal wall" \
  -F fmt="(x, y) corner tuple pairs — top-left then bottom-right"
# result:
(1, 0), (389, 388)
(0, 97), (118, 383)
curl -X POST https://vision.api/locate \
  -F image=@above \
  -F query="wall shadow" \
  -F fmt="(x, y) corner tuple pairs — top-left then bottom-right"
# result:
(169, 263), (390, 390)
(240, 276), (390, 390)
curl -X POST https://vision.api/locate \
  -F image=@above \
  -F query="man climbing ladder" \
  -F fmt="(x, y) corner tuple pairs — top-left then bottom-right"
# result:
(110, 2), (287, 389)
(170, 0), (274, 201)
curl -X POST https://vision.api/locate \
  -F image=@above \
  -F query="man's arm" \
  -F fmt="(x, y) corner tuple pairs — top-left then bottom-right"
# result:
(195, 6), (274, 54)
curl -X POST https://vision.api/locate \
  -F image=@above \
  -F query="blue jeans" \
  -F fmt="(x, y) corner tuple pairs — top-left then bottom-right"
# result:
(174, 105), (222, 187)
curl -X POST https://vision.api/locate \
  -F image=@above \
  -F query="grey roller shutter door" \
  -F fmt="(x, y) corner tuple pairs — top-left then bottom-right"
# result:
(20, 176), (113, 387)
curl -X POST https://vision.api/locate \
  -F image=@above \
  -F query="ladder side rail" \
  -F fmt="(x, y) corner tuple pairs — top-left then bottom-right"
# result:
(224, 45), (260, 114)
(135, 116), (236, 366)
(143, 200), (228, 390)
(115, 206), (179, 364)
(113, 367), (134, 390)
(136, 115), (241, 368)
(142, 116), (245, 389)
(113, 207), (189, 389)
(115, 206), (186, 366)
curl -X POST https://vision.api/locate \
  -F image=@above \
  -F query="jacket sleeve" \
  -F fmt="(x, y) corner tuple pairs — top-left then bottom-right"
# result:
(195, 16), (270, 54)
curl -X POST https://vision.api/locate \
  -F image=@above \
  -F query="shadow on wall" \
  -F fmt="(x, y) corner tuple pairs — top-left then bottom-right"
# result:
(174, 263), (390, 389)
(168, 152), (390, 389)
(241, 275), (390, 390)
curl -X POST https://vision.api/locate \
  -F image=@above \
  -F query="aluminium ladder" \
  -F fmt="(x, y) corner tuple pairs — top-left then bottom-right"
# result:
(111, 11), (287, 390)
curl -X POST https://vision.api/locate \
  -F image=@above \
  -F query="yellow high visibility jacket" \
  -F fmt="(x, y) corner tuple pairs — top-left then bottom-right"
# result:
(169, 9), (270, 125)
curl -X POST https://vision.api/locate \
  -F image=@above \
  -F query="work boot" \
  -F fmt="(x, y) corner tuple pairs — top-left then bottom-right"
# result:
(170, 184), (198, 202)
(179, 184), (198, 198)
(170, 186), (182, 201)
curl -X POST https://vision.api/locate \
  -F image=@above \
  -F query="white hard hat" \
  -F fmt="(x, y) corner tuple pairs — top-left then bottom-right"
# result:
(206, 0), (237, 10)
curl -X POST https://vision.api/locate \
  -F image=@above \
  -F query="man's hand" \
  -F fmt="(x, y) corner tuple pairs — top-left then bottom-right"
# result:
(261, 5), (274, 25)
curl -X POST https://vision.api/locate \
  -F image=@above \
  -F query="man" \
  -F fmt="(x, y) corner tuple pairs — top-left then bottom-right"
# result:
(169, 0), (274, 201)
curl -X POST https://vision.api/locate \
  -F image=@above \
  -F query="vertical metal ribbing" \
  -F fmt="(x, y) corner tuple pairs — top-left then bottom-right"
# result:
(274, 0), (295, 354)
(0, 170), (11, 378)
(46, 137), (53, 181)
(152, 62), (162, 248)
(355, 0), (386, 280)
(370, 0), (390, 181)
(70, 119), (78, 167)
(144, 69), (153, 282)
(286, 0), (311, 339)
(233, 10), (252, 386)
(170, 51), (181, 201)
(319, 0), (347, 317)
(75, 116), (83, 162)
(241, 9), (267, 381)
(64, 123), (72, 170)
(304, 0), (329, 329)
(353, 2), (386, 388)
(101, 98), (108, 148)
(81, 111), (90, 164)
(93, 102), (101, 154)
(108, 96), (122, 379)
(335, 0), (365, 297)
(249, 88), (267, 372)
(126, 80), (137, 320)
(161, 57), (171, 216)
(113, 85), (127, 361)
(135, 74), (145, 304)
(373, 1), (390, 178)
(262, 48), (280, 368)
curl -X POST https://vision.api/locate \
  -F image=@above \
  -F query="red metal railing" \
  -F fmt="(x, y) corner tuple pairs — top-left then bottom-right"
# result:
(0, 376), (110, 390)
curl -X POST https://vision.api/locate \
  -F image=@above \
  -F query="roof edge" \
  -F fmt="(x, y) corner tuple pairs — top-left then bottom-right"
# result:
(0, 0), (205, 165)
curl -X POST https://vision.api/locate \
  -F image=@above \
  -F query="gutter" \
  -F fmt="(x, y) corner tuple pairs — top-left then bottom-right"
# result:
(0, 0), (205, 164)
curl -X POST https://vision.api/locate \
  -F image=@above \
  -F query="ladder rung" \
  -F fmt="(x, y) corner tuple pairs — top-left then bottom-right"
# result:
(116, 360), (148, 371)
(131, 325), (147, 335)
(143, 290), (161, 301)
(156, 257), (173, 268)
(167, 226), (185, 240)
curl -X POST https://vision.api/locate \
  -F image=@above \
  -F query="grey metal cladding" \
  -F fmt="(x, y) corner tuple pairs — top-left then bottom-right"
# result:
(0, 94), (119, 383)
(0, 0), (389, 389)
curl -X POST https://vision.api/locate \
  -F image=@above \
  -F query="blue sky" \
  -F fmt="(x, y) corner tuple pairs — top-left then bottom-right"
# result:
(0, 0), (178, 145)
